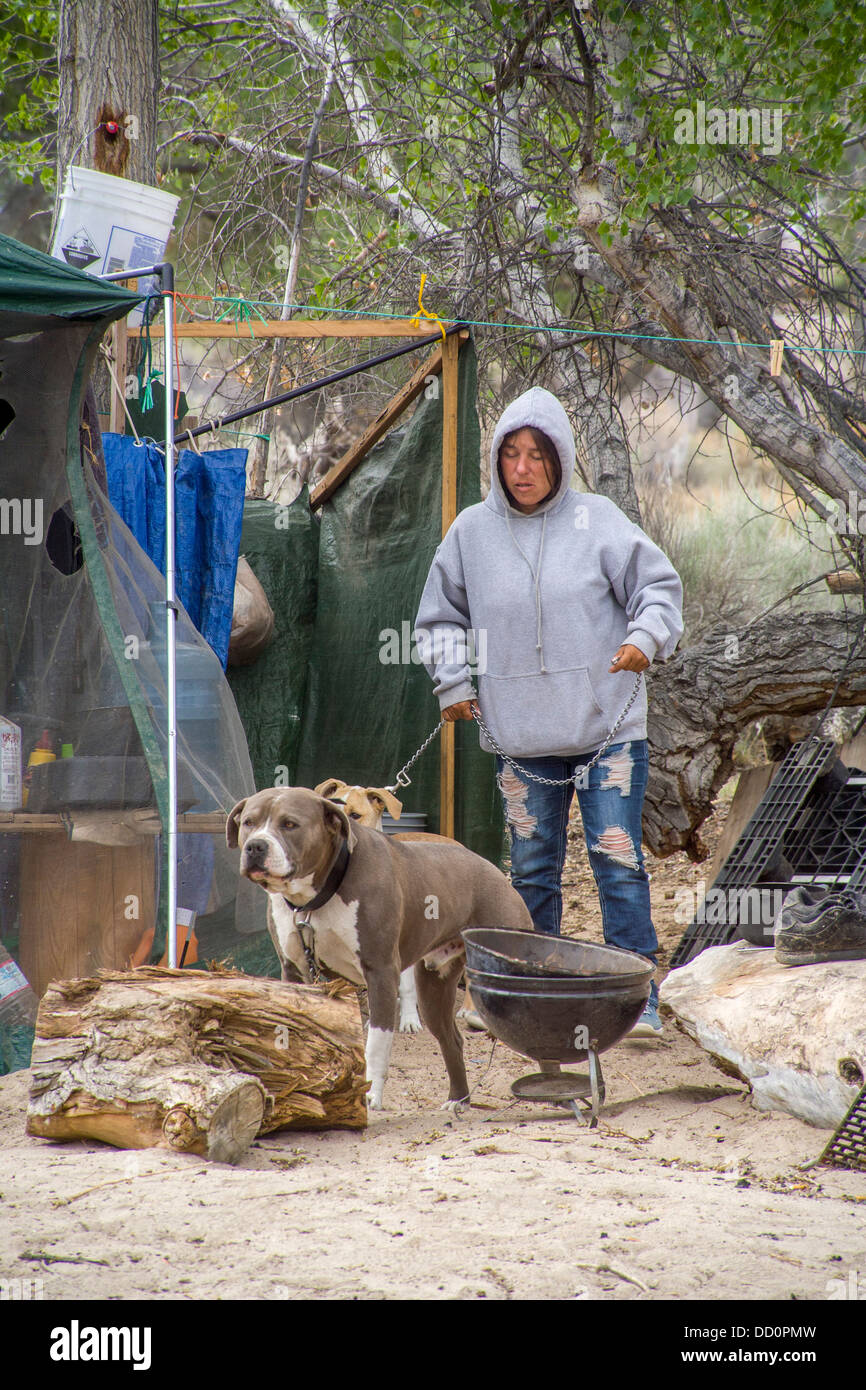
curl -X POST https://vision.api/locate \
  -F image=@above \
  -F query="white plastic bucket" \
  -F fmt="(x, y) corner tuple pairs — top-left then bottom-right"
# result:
(51, 165), (179, 324)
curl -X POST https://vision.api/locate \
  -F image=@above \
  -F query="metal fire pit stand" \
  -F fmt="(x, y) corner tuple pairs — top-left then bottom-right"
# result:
(510, 1054), (607, 1128)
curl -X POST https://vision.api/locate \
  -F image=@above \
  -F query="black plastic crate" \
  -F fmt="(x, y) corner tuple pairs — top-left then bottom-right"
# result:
(671, 738), (844, 967)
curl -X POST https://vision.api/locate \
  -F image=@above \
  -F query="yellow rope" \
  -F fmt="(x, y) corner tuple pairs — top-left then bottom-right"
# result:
(409, 273), (447, 341)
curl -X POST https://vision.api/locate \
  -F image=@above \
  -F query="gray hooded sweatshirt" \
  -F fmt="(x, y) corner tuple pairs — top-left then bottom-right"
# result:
(413, 386), (684, 758)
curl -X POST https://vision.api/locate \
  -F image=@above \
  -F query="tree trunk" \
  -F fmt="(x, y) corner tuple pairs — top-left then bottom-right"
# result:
(55, 0), (159, 206)
(644, 612), (866, 859)
(55, 0), (161, 413)
(26, 967), (368, 1164)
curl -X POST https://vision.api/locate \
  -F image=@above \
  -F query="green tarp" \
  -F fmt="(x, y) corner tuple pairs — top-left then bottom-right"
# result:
(228, 494), (319, 791)
(229, 337), (505, 865)
(0, 230), (142, 322)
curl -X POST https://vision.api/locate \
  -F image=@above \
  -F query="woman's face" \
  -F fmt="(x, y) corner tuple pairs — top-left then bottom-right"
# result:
(499, 428), (555, 513)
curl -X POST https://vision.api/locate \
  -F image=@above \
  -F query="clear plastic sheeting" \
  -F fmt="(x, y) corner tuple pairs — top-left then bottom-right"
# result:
(0, 237), (271, 1071)
(73, 451), (266, 957)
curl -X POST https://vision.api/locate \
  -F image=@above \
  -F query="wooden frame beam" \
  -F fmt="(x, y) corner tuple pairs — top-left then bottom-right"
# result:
(129, 318), (452, 340)
(108, 277), (136, 433)
(124, 309), (468, 841)
(0, 812), (224, 835)
(309, 330), (469, 509)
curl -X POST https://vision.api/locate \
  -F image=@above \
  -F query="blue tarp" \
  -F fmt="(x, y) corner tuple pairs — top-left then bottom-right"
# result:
(102, 435), (247, 667)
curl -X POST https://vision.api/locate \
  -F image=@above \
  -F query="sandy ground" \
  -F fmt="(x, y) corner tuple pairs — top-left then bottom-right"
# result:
(1, 790), (864, 1302)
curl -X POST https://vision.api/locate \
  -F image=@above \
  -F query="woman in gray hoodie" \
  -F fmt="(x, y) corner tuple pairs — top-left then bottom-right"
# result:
(414, 387), (684, 1035)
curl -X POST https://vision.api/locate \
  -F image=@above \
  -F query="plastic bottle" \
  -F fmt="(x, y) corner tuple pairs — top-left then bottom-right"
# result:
(0, 715), (22, 810)
(0, 944), (37, 1075)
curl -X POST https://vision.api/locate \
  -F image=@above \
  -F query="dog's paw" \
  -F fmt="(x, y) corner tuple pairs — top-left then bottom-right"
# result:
(399, 1011), (423, 1034)
(441, 1096), (469, 1116)
(366, 1091), (385, 1111)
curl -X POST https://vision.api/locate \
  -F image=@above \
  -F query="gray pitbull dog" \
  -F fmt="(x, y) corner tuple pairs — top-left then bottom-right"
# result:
(227, 786), (533, 1110)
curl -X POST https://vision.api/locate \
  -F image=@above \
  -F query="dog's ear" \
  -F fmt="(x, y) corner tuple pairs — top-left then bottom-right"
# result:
(226, 797), (248, 849)
(315, 777), (346, 799)
(368, 787), (402, 821)
(321, 797), (357, 852)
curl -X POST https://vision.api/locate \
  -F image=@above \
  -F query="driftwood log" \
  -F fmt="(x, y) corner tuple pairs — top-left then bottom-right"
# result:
(26, 967), (367, 1163)
(644, 612), (866, 860)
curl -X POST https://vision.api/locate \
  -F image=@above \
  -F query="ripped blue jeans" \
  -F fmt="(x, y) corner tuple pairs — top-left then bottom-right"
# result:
(495, 739), (658, 1008)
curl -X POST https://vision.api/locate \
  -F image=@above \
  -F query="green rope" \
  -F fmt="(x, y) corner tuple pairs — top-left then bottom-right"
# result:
(213, 295), (269, 337)
(136, 297), (164, 411)
(141, 369), (162, 413)
(193, 297), (866, 357)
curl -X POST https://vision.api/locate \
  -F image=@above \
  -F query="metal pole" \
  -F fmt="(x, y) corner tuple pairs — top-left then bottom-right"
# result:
(100, 263), (167, 281)
(161, 264), (179, 969)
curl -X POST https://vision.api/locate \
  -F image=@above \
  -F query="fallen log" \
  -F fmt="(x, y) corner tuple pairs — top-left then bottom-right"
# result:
(660, 943), (866, 1128)
(26, 967), (367, 1164)
(645, 612), (866, 859)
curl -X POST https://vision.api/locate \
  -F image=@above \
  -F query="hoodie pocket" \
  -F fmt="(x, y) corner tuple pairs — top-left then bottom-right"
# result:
(478, 666), (605, 757)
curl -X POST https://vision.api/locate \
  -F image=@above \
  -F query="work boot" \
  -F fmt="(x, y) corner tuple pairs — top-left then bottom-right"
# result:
(774, 886), (866, 966)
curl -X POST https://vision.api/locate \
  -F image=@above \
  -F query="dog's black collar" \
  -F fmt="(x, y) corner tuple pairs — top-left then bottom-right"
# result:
(283, 836), (351, 915)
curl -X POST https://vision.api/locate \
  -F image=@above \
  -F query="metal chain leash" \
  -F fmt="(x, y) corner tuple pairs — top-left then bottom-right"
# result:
(471, 672), (644, 787)
(386, 672), (643, 791)
(386, 718), (447, 790)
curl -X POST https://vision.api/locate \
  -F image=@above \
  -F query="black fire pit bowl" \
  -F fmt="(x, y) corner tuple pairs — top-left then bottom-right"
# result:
(463, 927), (651, 982)
(462, 928), (653, 1066)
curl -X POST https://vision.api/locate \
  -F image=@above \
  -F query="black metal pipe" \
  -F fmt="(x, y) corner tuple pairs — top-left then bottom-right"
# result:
(173, 321), (464, 446)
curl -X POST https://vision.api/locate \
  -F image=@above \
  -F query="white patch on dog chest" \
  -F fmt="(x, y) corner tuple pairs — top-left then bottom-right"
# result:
(307, 896), (365, 986)
(269, 893), (298, 958)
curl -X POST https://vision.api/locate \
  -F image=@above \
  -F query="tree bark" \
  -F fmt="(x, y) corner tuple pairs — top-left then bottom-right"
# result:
(55, 0), (160, 224)
(26, 967), (368, 1164)
(55, 0), (161, 413)
(644, 611), (866, 859)
(491, 90), (642, 520)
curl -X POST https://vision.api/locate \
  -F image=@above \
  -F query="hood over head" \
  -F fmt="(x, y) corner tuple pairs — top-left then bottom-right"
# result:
(487, 387), (576, 517)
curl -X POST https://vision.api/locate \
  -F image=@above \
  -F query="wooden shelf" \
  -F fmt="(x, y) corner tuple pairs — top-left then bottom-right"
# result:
(0, 811), (226, 835)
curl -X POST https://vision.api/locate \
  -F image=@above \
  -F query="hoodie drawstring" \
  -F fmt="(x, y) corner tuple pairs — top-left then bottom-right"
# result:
(504, 508), (548, 672)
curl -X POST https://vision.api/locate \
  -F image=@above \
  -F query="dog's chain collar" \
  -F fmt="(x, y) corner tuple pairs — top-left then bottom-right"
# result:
(294, 916), (327, 983)
(284, 837), (351, 984)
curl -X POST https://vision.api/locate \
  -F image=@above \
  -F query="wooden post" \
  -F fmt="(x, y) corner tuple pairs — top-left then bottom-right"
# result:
(108, 314), (128, 433)
(440, 332), (460, 838)
(107, 277), (136, 433)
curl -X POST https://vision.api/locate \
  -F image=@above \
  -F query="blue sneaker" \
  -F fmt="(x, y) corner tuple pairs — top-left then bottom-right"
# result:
(627, 1000), (663, 1039)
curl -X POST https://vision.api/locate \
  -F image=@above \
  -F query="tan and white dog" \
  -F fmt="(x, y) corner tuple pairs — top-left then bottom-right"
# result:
(228, 786), (532, 1110)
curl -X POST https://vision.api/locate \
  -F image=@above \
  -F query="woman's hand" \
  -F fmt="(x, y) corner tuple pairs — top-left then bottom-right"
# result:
(442, 699), (478, 722)
(609, 643), (649, 673)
